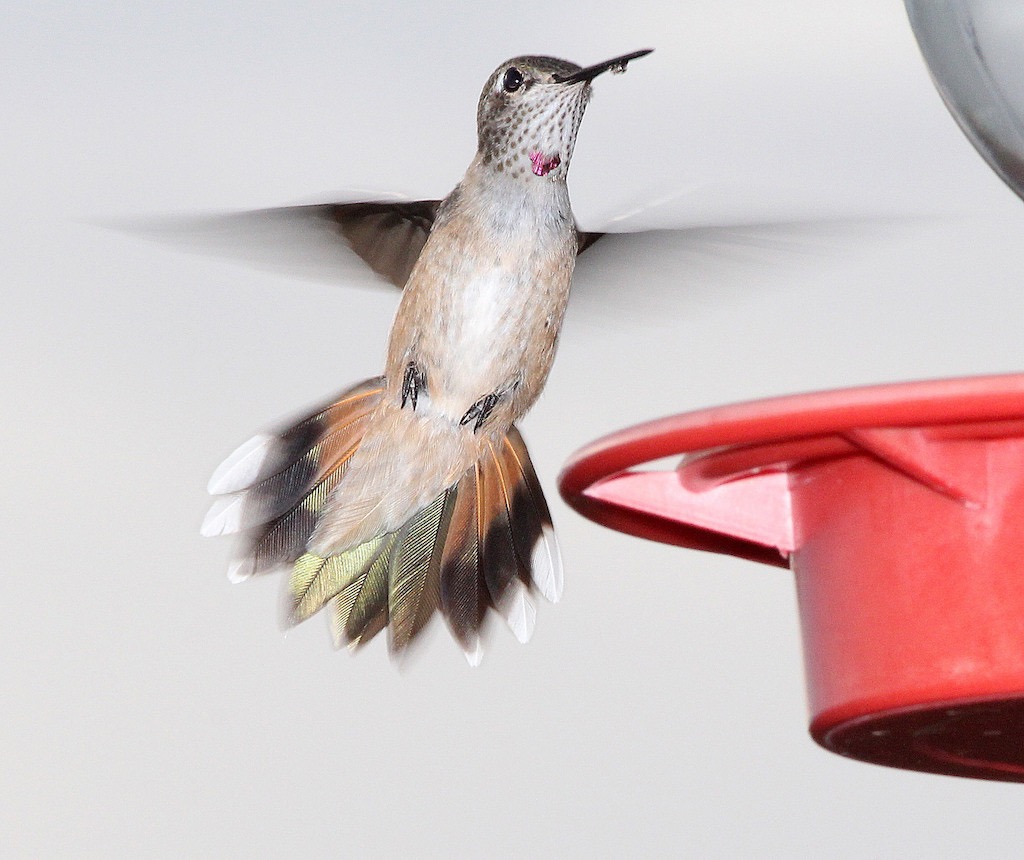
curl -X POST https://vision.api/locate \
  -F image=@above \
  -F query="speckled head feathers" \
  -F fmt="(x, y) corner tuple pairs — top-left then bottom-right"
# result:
(475, 56), (592, 182)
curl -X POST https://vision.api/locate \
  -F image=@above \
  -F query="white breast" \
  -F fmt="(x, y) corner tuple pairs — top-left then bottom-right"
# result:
(430, 266), (523, 415)
(455, 268), (518, 356)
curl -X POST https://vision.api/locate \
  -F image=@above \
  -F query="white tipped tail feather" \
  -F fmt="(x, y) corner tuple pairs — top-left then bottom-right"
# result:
(502, 582), (537, 644)
(206, 433), (274, 495)
(531, 523), (564, 604)
(203, 377), (561, 661)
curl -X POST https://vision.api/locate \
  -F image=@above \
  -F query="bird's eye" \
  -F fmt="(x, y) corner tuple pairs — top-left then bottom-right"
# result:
(502, 67), (524, 92)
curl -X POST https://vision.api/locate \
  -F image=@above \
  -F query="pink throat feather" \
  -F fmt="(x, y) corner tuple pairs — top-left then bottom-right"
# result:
(529, 151), (561, 177)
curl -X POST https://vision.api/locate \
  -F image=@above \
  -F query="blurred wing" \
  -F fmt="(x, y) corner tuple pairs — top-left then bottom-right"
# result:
(331, 199), (440, 288)
(568, 215), (940, 320)
(111, 190), (927, 315)
(577, 229), (605, 254)
(109, 194), (605, 291)
(111, 194), (438, 290)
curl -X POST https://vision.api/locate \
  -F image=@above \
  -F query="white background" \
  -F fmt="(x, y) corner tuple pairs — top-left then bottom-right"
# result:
(5, 1), (1024, 856)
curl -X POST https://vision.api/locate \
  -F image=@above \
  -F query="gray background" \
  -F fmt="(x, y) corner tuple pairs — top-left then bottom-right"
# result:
(5, 1), (1024, 856)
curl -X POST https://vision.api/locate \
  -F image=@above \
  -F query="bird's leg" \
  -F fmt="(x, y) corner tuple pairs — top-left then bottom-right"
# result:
(459, 392), (501, 432)
(401, 361), (427, 410)
(459, 377), (521, 433)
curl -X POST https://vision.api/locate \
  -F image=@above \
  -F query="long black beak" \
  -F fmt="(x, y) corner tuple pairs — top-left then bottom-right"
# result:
(553, 49), (653, 85)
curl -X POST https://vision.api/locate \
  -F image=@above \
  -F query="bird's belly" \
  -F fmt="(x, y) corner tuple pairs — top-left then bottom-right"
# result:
(451, 270), (521, 365)
(428, 267), (556, 417)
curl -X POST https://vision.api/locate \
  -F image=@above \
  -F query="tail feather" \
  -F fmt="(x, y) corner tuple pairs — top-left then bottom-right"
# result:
(205, 378), (562, 661)
(501, 581), (538, 645)
(235, 412), (370, 529)
(478, 440), (524, 615)
(209, 377), (385, 497)
(487, 431), (559, 643)
(504, 429), (563, 603)
(207, 378), (385, 579)
(493, 432), (548, 591)
(288, 536), (386, 626)
(332, 533), (395, 647)
(438, 463), (488, 654)
(387, 486), (458, 653)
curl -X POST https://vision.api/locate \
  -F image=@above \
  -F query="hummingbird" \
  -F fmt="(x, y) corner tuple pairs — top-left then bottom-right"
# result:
(202, 49), (653, 663)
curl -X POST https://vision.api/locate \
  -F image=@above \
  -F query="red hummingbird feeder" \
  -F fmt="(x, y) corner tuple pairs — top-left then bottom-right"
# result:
(559, 374), (1024, 781)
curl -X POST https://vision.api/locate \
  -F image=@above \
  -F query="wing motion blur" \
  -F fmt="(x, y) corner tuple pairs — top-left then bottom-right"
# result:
(117, 192), (931, 316)
(122, 193), (605, 291)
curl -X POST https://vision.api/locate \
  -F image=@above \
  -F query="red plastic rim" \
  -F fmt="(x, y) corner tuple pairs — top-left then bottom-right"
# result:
(558, 374), (1024, 559)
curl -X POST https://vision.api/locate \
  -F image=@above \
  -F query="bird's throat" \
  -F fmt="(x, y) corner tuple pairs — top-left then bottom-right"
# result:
(529, 151), (562, 177)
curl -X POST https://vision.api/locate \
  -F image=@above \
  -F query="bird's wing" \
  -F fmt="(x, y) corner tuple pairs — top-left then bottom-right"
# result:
(327, 199), (440, 288)
(566, 215), (943, 321)
(108, 193), (933, 319)
(105, 194), (605, 291)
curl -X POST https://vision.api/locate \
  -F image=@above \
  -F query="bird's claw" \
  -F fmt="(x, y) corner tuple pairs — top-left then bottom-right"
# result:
(401, 361), (427, 410)
(460, 392), (501, 432)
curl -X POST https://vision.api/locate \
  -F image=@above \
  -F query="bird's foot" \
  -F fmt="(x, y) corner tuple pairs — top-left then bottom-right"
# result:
(401, 361), (427, 410)
(460, 392), (502, 432)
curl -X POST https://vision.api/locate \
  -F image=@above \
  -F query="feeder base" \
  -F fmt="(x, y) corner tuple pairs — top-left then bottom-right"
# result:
(815, 696), (1024, 781)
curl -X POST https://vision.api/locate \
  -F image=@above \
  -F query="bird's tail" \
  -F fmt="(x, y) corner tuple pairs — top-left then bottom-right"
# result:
(202, 377), (562, 662)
